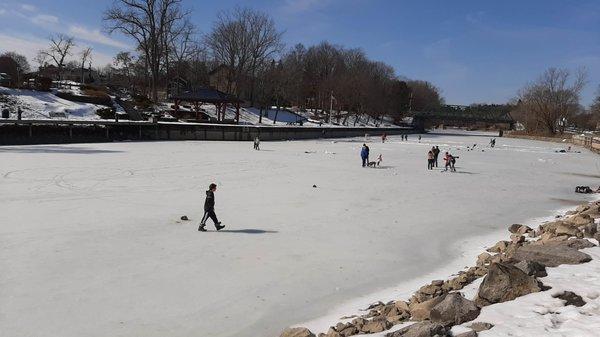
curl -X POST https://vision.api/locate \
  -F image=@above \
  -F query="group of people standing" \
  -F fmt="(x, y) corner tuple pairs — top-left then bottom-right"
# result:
(427, 146), (441, 170)
(427, 146), (457, 172)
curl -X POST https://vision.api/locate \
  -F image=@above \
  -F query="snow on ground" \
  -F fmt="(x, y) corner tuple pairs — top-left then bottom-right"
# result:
(0, 86), (104, 120)
(1, 132), (599, 337)
(459, 243), (600, 337)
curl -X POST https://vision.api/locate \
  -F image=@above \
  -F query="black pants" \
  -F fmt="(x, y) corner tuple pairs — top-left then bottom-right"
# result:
(200, 209), (219, 226)
(434, 156), (438, 167)
(428, 159), (434, 170)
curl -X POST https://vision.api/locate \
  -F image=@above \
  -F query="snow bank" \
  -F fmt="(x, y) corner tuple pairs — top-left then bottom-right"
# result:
(0, 86), (104, 120)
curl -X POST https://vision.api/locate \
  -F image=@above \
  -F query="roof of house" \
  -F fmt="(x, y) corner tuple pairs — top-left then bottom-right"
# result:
(171, 87), (243, 104)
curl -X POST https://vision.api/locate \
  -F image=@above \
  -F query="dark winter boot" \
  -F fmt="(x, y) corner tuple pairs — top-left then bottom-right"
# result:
(215, 223), (225, 231)
(198, 224), (207, 232)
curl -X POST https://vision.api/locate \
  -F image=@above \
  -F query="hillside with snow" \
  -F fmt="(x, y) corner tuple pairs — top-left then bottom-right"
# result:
(0, 87), (105, 120)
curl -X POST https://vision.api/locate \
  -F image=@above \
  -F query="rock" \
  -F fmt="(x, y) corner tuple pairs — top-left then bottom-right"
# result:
(575, 204), (590, 213)
(454, 331), (477, 337)
(338, 325), (359, 337)
(582, 223), (598, 238)
(487, 241), (510, 253)
(313, 184), (318, 188)
(365, 301), (385, 310)
(553, 291), (586, 307)
(280, 327), (316, 337)
(394, 301), (410, 312)
(468, 322), (494, 332)
(476, 252), (492, 266)
(180, 215), (189, 221)
(510, 234), (526, 244)
(562, 238), (595, 250)
(554, 222), (581, 237)
(360, 317), (392, 334)
(410, 295), (447, 321)
(508, 224), (524, 233)
(385, 322), (447, 337)
(512, 242), (592, 267)
(568, 214), (594, 227)
(475, 263), (541, 306)
(429, 292), (480, 325)
(411, 281), (446, 303)
(514, 260), (547, 277)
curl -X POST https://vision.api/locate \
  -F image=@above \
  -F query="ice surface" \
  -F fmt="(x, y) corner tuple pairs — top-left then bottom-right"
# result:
(0, 131), (598, 337)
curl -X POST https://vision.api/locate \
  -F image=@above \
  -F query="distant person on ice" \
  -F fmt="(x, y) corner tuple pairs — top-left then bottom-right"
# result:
(361, 144), (369, 167)
(381, 133), (387, 143)
(444, 152), (457, 172)
(433, 146), (440, 167)
(253, 136), (260, 150)
(427, 150), (435, 170)
(198, 183), (225, 232)
(418, 135), (422, 142)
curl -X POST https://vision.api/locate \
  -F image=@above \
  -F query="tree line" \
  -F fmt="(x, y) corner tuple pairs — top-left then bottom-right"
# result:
(100, 0), (442, 122)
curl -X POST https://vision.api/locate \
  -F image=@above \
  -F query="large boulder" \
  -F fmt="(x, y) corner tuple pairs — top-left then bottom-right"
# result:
(409, 295), (446, 321)
(514, 260), (547, 277)
(429, 292), (480, 326)
(512, 241), (592, 267)
(280, 327), (316, 337)
(475, 262), (541, 306)
(385, 322), (447, 337)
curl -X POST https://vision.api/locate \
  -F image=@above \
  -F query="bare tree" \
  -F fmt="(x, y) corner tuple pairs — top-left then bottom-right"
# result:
(1, 51), (31, 73)
(38, 34), (76, 82)
(104, 0), (190, 102)
(517, 67), (586, 134)
(204, 7), (283, 100)
(79, 47), (93, 84)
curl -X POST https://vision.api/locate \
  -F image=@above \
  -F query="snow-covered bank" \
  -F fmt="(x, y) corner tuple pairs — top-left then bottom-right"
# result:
(299, 202), (596, 334)
(1, 132), (599, 337)
(0, 86), (104, 120)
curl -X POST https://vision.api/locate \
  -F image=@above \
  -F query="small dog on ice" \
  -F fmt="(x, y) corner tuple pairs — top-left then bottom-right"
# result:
(367, 154), (383, 167)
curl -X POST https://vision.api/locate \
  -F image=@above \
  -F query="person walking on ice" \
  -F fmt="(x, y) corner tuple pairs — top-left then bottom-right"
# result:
(198, 183), (225, 232)
(253, 136), (260, 150)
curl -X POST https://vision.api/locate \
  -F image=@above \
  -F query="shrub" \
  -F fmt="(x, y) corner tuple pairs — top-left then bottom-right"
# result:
(96, 107), (115, 119)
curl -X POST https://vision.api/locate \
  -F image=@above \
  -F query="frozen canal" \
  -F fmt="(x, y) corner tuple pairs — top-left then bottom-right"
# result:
(1, 132), (599, 337)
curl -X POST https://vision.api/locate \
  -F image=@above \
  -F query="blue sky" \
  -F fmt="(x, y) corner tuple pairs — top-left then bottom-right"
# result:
(1, 0), (600, 105)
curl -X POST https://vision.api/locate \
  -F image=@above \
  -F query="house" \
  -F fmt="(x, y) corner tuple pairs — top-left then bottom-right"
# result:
(0, 73), (12, 87)
(0, 56), (19, 87)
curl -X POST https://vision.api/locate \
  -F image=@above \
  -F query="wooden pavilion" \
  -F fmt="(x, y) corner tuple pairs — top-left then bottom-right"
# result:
(170, 88), (243, 123)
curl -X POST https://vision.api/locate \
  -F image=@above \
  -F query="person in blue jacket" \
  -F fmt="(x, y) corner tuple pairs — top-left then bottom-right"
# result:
(361, 144), (370, 167)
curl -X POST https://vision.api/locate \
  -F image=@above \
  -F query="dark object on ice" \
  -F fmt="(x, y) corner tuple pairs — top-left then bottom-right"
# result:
(181, 215), (189, 221)
(553, 291), (586, 307)
(313, 184), (317, 188)
(575, 186), (595, 194)
(198, 226), (207, 232)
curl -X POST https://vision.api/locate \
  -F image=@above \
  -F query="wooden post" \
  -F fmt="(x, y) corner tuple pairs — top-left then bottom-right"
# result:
(69, 124), (73, 139)
(235, 102), (240, 124)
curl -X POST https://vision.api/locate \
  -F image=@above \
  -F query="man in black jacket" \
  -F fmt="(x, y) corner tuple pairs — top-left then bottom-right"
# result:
(198, 183), (225, 232)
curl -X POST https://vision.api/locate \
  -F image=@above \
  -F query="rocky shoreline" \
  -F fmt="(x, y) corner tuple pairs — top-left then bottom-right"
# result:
(280, 200), (600, 337)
